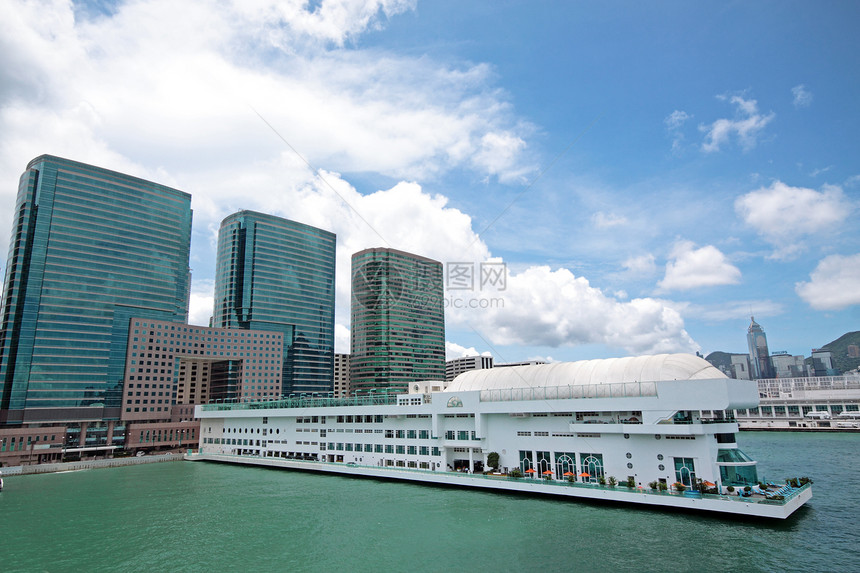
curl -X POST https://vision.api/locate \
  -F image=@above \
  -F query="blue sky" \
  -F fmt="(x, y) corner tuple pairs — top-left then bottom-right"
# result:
(1, 0), (858, 363)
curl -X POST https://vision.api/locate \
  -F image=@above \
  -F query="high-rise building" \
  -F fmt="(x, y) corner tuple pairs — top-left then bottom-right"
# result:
(746, 316), (773, 380)
(334, 353), (350, 398)
(0, 155), (192, 428)
(212, 211), (336, 395)
(350, 248), (445, 393)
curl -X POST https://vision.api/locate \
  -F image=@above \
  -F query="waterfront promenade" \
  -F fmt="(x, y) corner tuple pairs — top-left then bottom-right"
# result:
(0, 452), (184, 476)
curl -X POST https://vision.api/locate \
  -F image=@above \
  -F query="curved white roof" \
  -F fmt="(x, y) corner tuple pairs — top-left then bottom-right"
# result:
(447, 353), (725, 392)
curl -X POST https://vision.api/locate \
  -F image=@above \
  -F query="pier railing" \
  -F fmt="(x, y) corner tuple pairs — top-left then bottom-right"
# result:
(200, 393), (400, 412)
(480, 381), (658, 403)
(757, 375), (860, 397)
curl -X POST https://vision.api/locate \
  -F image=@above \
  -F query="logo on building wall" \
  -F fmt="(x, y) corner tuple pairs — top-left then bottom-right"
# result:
(447, 396), (463, 408)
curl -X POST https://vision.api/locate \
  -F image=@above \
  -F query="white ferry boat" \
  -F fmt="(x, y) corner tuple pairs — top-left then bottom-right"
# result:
(191, 354), (812, 519)
(734, 375), (860, 431)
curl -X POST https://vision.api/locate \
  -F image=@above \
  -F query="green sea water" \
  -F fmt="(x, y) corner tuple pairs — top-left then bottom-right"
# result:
(1, 432), (857, 572)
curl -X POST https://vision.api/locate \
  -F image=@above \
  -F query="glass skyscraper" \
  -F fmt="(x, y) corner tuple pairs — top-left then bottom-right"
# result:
(350, 248), (445, 394)
(0, 155), (192, 425)
(747, 316), (773, 380)
(212, 211), (335, 395)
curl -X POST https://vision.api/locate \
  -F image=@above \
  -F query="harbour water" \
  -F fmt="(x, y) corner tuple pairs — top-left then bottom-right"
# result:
(1, 432), (857, 572)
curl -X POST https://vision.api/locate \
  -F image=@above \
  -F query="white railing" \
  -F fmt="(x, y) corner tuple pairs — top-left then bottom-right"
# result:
(480, 381), (658, 403)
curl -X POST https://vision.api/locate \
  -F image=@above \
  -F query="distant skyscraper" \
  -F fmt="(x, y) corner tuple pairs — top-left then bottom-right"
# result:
(747, 316), (773, 380)
(212, 211), (335, 395)
(0, 155), (192, 426)
(350, 248), (445, 393)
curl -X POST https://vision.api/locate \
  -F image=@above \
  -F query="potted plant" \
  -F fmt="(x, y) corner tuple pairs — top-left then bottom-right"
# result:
(626, 476), (636, 489)
(487, 451), (500, 471)
(607, 476), (617, 487)
(727, 485), (735, 494)
(599, 475), (607, 486)
(509, 468), (523, 479)
(674, 482), (686, 492)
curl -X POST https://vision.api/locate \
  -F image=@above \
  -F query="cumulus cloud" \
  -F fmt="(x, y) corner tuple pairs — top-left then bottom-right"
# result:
(0, 0), (703, 360)
(0, 0), (534, 231)
(445, 341), (491, 361)
(700, 95), (775, 152)
(791, 84), (813, 108)
(734, 181), (853, 259)
(796, 254), (860, 310)
(658, 241), (741, 291)
(449, 265), (699, 355)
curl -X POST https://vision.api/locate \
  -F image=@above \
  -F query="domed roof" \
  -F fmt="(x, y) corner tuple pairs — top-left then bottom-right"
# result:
(446, 353), (725, 392)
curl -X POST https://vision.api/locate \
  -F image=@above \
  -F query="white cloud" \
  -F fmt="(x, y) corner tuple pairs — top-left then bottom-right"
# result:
(665, 110), (691, 151)
(445, 341), (491, 361)
(335, 323), (351, 354)
(0, 0), (534, 231)
(592, 211), (628, 229)
(791, 84), (813, 108)
(449, 265), (699, 355)
(796, 254), (860, 310)
(622, 254), (657, 276)
(681, 300), (784, 322)
(658, 240), (741, 291)
(0, 0), (703, 361)
(188, 279), (216, 326)
(700, 95), (775, 152)
(734, 181), (853, 259)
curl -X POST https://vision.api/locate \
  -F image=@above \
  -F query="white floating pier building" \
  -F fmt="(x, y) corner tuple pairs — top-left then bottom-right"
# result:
(190, 354), (812, 519)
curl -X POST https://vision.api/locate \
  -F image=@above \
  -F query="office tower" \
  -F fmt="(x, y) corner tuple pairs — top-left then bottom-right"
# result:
(746, 316), (773, 380)
(212, 211), (335, 395)
(350, 248), (445, 393)
(0, 155), (192, 428)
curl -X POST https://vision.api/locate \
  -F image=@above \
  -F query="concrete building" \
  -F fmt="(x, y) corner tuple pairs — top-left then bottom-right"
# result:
(213, 211), (336, 396)
(446, 355), (494, 383)
(121, 318), (284, 422)
(730, 355), (752, 380)
(770, 352), (806, 379)
(334, 353), (350, 398)
(811, 349), (837, 376)
(0, 155), (192, 454)
(350, 248), (445, 394)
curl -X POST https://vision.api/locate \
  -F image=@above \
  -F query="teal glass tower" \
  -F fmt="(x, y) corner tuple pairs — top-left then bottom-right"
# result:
(350, 248), (445, 394)
(212, 211), (335, 395)
(0, 155), (192, 425)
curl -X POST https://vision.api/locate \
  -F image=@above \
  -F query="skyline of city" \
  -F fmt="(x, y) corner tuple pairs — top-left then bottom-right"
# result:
(0, 1), (857, 364)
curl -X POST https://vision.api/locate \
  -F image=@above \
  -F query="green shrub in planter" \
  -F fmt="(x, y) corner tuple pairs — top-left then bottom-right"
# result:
(727, 485), (735, 493)
(626, 476), (636, 489)
(598, 475), (607, 486)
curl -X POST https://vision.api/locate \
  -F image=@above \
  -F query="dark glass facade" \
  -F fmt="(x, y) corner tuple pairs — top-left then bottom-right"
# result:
(212, 211), (335, 395)
(350, 248), (445, 394)
(0, 155), (192, 424)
